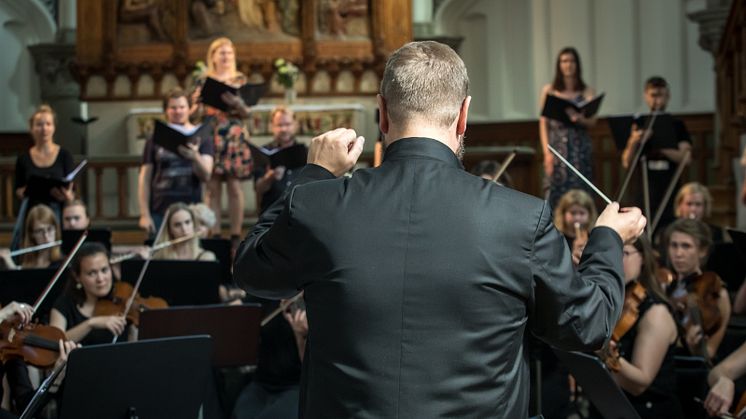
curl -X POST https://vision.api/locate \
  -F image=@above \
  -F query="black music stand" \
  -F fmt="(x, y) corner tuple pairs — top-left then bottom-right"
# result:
(59, 336), (212, 419)
(139, 303), (261, 368)
(120, 260), (221, 306)
(61, 228), (112, 254)
(200, 238), (233, 284)
(553, 349), (640, 419)
(0, 268), (64, 323)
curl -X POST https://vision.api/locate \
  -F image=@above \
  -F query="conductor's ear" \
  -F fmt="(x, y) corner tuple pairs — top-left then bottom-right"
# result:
(376, 94), (389, 136)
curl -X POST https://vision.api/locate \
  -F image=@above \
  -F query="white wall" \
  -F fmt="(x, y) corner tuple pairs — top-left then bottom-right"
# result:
(432, 0), (716, 121)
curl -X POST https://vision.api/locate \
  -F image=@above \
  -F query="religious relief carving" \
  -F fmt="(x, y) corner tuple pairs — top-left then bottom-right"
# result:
(187, 0), (300, 40)
(319, 0), (369, 38)
(117, 0), (169, 44)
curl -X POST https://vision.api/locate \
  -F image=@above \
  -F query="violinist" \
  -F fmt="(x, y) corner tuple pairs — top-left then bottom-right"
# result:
(0, 302), (35, 415)
(49, 243), (130, 345)
(152, 202), (215, 261)
(19, 204), (62, 269)
(602, 238), (682, 418)
(672, 182), (725, 244)
(664, 218), (731, 360)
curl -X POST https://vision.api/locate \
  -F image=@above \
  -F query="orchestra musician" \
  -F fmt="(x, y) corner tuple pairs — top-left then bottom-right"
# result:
(663, 218), (730, 360)
(19, 204), (62, 269)
(672, 182), (725, 244)
(552, 189), (598, 265)
(152, 202), (215, 261)
(49, 243), (131, 345)
(61, 198), (91, 231)
(704, 340), (746, 417)
(603, 238), (682, 418)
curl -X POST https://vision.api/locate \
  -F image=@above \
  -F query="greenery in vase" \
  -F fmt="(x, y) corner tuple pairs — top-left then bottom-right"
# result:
(274, 58), (299, 90)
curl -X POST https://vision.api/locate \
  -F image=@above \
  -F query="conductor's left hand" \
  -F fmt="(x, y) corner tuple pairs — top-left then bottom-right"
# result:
(307, 128), (365, 177)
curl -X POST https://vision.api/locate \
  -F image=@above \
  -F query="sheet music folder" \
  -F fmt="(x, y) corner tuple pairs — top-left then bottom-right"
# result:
(553, 349), (641, 419)
(152, 119), (213, 156)
(139, 303), (262, 367)
(201, 77), (268, 112)
(61, 228), (111, 254)
(541, 93), (605, 126)
(59, 336), (213, 419)
(25, 159), (87, 201)
(607, 113), (677, 152)
(249, 143), (308, 169)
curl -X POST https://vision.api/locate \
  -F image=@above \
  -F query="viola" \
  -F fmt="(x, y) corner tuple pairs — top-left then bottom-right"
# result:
(600, 281), (647, 372)
(0, 320), (65, 368)
(93, 281), (168, 327)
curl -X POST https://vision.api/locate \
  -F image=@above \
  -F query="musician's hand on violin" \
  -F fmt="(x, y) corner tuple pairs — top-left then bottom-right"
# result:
(595, 203), (646, 244)
(55, 339), (80, 367)
(686, 324), (705, 350)
(705, 376), (735, 417)
(0, 302), (35, 324)
(307, 128), (365, 177)
(91, 315), (126, 336)
(283, 307), (308, 339)
(139, 214), (155, 234)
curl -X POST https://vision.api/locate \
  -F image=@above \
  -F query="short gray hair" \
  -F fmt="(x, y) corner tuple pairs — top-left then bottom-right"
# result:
(380, 41), (469, 129)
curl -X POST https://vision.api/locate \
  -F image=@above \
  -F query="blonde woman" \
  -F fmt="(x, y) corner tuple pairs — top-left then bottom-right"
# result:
(20, 204), (62, 268)
(153, 202), (215, 261)
(193, 37), (253, 248)
(673, 182), (724, 244)
(553, 189), (599, 266)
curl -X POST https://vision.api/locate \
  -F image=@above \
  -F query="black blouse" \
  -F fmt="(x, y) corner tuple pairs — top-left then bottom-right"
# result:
(14, 147), (74, 206)
(52, 293), (122, 346)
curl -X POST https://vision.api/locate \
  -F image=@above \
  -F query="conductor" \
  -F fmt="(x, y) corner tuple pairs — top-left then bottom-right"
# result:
(234, 41), (646, 418)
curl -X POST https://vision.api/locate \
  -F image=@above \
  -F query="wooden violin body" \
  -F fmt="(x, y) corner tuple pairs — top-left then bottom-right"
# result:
(94, 281), (168, 326)
(0, 320), (65, 368)
(601, 281), (647, 372)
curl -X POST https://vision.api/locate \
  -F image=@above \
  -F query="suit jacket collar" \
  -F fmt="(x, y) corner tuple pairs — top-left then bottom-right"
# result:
(383, 137), (464, 169)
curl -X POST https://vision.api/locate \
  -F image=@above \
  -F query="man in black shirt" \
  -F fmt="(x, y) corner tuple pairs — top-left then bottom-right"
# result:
(252, 107), (307, 214)
(621, 76), (692, 232)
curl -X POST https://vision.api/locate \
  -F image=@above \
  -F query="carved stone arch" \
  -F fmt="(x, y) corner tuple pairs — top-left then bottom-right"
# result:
(433, 0), (482, 35)
(0, 0), (56, 131)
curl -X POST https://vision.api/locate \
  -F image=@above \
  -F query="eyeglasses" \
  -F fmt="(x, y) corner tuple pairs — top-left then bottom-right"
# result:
(32, 225), (55, 237)
(622, 250), (640, 258)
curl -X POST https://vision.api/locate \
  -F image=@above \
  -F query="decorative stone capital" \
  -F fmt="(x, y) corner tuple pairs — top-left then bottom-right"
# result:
(688, 3), (732, 54)
(28, 43), (79, 100)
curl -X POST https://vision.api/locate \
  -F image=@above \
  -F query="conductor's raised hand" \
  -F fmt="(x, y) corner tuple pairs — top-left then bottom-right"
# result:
(594, 202), (646, 244)
(307, 128), (365, 177)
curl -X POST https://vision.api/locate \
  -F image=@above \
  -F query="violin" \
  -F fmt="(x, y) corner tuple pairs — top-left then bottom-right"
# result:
(600, 281), (647, 372)
(670, 271), (723, 363)
(0, 231), (88, 368)
(0, 320), (65, 368)
(93, 281), (168, 327)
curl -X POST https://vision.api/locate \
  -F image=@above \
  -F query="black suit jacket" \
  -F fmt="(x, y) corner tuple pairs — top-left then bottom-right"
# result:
(235, 137), (624, 418)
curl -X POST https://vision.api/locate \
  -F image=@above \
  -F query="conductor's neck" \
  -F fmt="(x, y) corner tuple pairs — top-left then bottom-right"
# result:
(384, 123), (459, 156)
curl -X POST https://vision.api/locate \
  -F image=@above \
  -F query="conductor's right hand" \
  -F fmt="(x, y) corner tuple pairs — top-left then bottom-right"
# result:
(594, 202), (646, 244)
(307, 128), (365, 177)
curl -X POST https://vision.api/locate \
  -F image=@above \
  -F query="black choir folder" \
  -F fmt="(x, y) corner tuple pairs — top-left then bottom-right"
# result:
(200, 77), (268, 112)
(25, 160), (87, 201)
(541, 93), (605, 126)
(607, 112), (678, 152)
(249, 143), (308, 169)
(153, 119), (213, 156)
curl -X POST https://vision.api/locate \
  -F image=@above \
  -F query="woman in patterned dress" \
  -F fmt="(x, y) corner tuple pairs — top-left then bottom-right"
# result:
(538, 47), (598, 209)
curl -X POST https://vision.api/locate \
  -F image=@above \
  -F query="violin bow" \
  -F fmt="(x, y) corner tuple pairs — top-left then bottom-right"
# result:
(641, 157), (652, 241)
(9, 240), (63, 258)
(650, 149), (691, 233)
(492, 150), (517, 184)
(261, 292), (304, 327)
(112, 210), (170, 344)
(32, 231), (88, 315)
(547, 144), (612, 204)
(19, 359), (67, 419)
(617, 110), (659, 202)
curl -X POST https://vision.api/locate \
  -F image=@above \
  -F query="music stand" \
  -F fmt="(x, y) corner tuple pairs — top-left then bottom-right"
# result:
(0, 268), (64, 323)
(139, 303), (261, 368)
(59, 335), (212, 419)
(61, 228), (112, 254)
(706, 242), (746, 292)
(120, 260), (221, 306)
(553, 349), (640, 419)
(200, 238), (233, 284)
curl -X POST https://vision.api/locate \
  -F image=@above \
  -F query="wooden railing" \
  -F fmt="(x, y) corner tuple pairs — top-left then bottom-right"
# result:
(0, 112), (723, 227)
